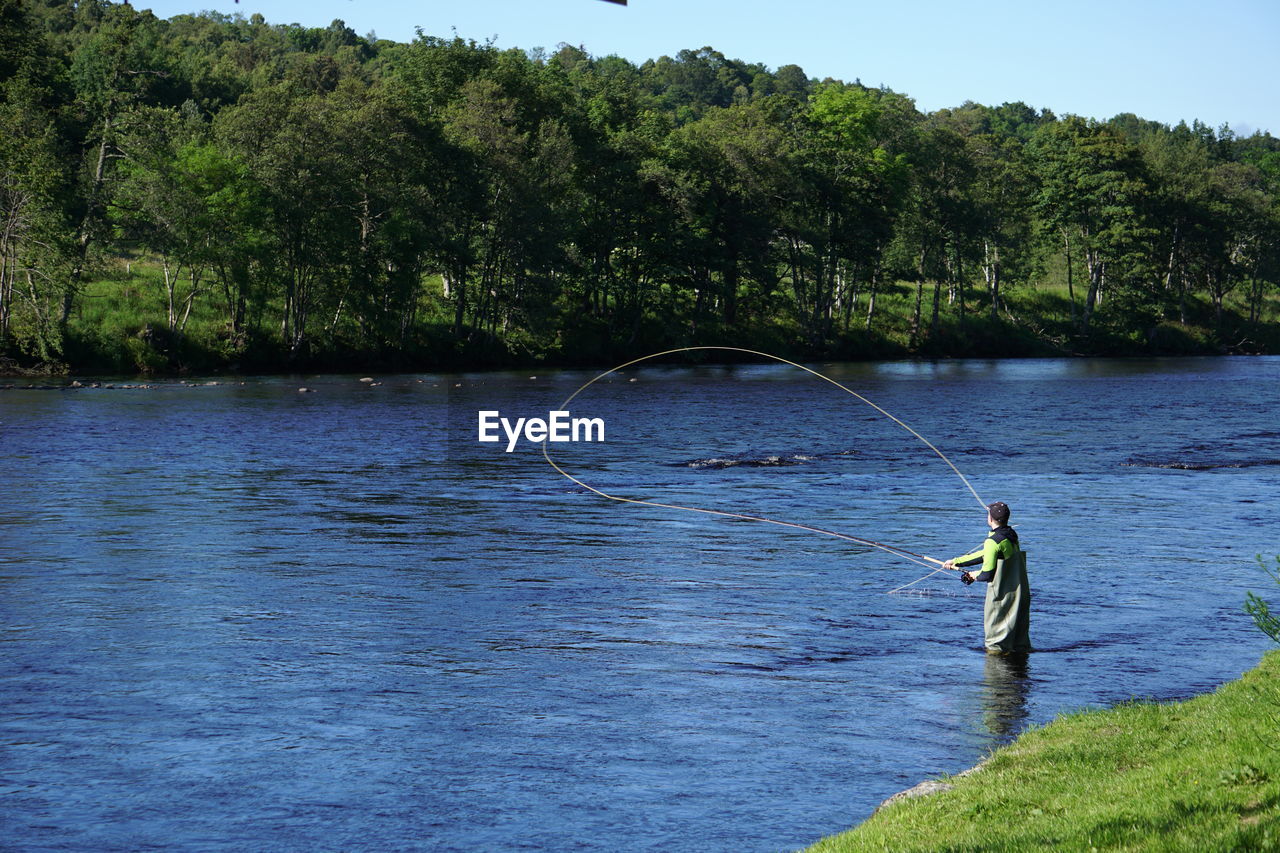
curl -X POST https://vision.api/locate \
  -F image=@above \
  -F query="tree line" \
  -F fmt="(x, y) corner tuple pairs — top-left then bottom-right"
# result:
(2, 0), (1278, 373)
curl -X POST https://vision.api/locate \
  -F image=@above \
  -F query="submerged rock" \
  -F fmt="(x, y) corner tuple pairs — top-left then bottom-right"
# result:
(874, 759), (988, 813)
(675, 453), (820, 469)
(875, 780), (954, 811)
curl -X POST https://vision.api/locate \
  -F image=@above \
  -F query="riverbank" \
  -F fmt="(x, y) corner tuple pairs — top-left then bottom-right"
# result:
(4, 250), (1275, 378)
(810, 650), (1280, 851)
(6, 318), (1278, 380)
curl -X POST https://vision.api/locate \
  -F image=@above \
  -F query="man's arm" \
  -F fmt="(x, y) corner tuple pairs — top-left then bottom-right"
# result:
(952, 544), (986, 568)
(945, 538), (998, 583)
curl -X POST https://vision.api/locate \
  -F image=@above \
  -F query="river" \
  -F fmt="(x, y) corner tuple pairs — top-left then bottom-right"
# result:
(2, 356), (1277, 851)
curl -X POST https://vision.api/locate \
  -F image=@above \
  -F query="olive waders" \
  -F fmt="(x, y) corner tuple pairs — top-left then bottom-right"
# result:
(953, 522), (1032, 654)
(983, 547), (1031, 654)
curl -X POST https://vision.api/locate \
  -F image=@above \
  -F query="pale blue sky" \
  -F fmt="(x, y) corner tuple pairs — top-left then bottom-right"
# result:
(136, 0), (1279, 134)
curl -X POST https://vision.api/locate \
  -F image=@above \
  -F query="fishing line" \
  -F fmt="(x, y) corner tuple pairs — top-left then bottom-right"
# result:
(886, 566), (950, 594)
(542, 346), (984, 580)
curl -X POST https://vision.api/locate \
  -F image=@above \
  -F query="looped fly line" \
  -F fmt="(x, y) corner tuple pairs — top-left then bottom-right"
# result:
(542, 346), (986, 576)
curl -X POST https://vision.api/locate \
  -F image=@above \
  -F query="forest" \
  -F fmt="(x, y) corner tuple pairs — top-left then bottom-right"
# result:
(2, 0), (1279, 374)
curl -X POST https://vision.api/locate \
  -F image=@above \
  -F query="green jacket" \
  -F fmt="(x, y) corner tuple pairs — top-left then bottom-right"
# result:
(953, 525), (1019, 582)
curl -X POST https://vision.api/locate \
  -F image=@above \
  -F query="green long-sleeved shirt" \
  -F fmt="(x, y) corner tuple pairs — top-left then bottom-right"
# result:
(953, 525), (1019, 581)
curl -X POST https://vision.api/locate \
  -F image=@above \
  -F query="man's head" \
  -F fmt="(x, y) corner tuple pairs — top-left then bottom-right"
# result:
(987, 501), (1010, 527)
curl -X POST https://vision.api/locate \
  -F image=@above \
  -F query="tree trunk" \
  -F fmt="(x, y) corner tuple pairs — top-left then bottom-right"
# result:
(1178, 269), (1188, 325)
(219, 263), (247, 337)
(1162, 225), (1180, 320)
(1083, 245), (1102, 332)
(178, 268), (202, 334)
(64, 118), (114, 329)
(162, 257), (181, 333)
(910, 281), (924, 348)
(1247, 263), (1264, 325)
(1212, 267), (1225, 327)
(450, 268), (467, 338)
(0, 248), (12, 343)
(865, 267), (879, 332)
(1063, 229), (1077, 327)
(910, 248), (927, 347)
(946, 248), (957, 308)
(930, 280), (941, 335)
(984, 239), (1000, 318)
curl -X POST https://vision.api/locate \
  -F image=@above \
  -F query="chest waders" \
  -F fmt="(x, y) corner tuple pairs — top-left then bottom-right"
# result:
(984, 548), (1032, 653)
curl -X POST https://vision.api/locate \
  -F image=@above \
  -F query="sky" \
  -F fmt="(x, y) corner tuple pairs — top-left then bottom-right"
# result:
(135, 0), (1280, 135)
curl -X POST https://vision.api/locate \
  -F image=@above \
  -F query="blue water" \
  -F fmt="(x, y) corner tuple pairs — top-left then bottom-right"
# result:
(2, 357), (1278, 851)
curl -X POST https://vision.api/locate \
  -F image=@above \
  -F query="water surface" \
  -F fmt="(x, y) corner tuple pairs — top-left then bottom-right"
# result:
(2, 357), (1277, 850)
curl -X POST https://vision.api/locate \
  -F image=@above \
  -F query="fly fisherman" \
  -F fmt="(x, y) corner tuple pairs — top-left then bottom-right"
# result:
(942, 501), (1032, 654)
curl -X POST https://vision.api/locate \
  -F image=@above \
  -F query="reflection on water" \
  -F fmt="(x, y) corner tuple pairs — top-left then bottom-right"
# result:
(981, 653), (1032, 739)
(2, 357), (1279, 852)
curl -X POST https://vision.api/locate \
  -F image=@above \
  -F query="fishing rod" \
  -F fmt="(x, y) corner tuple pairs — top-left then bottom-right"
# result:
(543, 346), (981, 583)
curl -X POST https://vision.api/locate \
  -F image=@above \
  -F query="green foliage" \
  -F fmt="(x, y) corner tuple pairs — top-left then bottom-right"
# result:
(3, 0), (1280, 374)
(1218, 764), (1268, 787)
(1245, 556), (1280, 644)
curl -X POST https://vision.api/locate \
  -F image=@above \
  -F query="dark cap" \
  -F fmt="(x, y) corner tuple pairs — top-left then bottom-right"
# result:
(987, 501), (1010, 524)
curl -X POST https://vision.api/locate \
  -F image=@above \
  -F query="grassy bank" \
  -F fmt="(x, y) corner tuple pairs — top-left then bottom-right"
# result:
(811, 651), (1280, 852)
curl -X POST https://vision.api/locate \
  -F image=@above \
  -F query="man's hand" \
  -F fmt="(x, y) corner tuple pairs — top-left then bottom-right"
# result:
(942, 559), (955, 571)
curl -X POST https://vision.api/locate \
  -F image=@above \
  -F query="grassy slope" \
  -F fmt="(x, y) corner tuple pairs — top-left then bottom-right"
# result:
(810, 651), (1280, 852)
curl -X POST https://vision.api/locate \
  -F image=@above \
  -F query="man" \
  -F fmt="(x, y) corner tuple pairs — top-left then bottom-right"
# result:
(942, 501), (1032, 654)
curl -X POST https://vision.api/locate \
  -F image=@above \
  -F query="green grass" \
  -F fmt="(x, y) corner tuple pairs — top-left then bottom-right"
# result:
(809, 651), (1280, 852)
